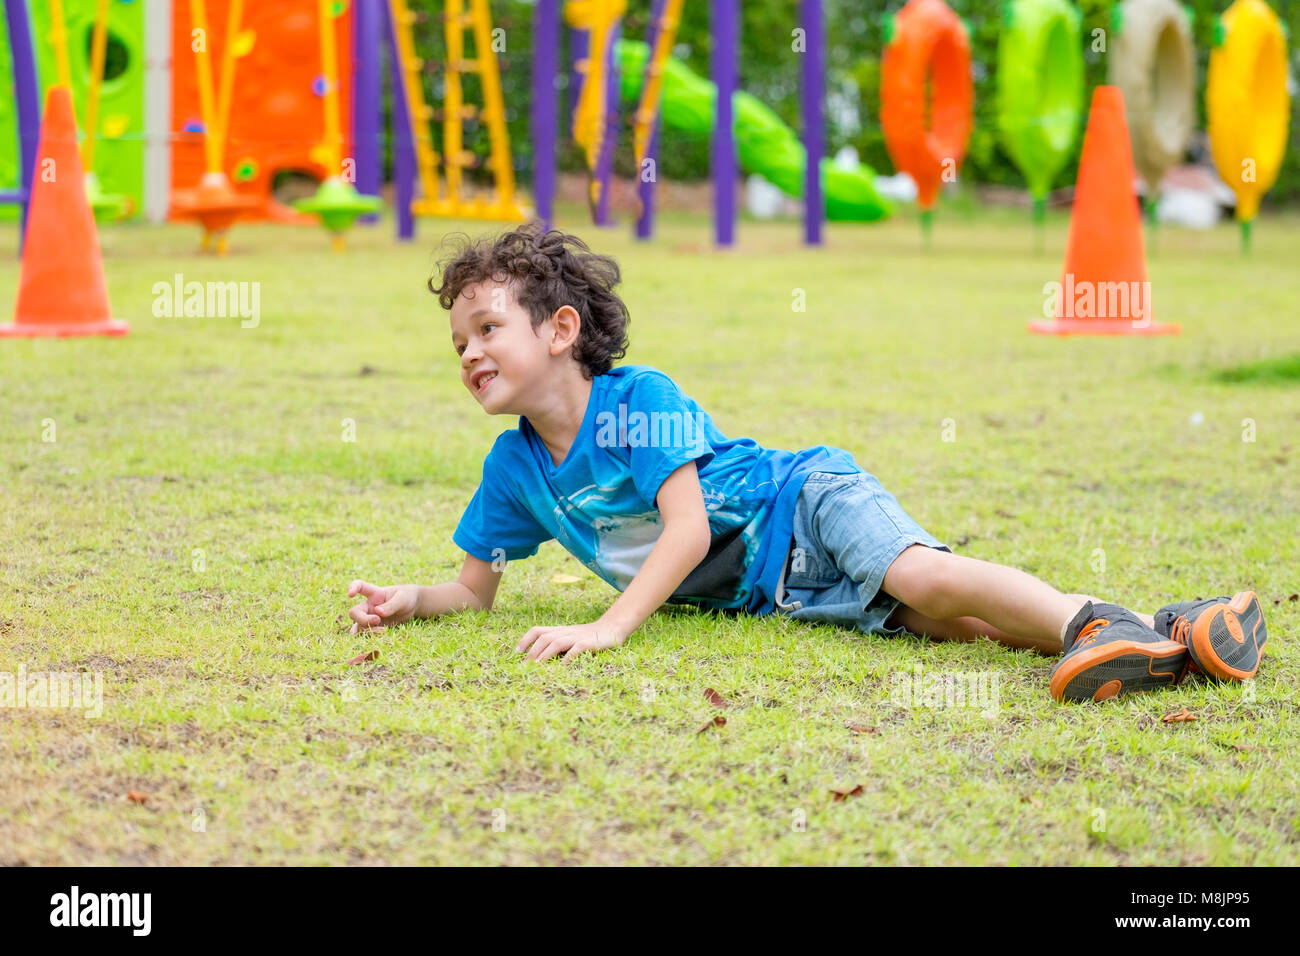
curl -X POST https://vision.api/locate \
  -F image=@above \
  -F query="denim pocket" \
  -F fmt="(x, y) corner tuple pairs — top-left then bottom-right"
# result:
(783, 537), (843, 589)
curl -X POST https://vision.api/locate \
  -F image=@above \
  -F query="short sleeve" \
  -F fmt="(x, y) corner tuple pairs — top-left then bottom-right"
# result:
(623, 372), (715, 508)
(453, 450), (553, 563)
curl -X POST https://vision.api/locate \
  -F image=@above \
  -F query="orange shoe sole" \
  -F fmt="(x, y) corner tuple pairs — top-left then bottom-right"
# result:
(1050, 639), (1187, 703)
(1190, 591), (1266, 682)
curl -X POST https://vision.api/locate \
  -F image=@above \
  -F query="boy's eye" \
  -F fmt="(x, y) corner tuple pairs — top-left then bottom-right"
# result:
(454, 323), (497, 356)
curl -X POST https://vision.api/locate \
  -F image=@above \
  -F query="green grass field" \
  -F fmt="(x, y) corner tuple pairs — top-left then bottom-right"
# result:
(2, 207), (1297, 865)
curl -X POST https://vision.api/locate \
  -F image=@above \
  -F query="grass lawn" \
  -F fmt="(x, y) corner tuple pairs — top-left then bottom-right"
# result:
(1, 205), (1297, 865)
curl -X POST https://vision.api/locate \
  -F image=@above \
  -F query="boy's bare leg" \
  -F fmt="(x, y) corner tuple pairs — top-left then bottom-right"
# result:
(886, 604), (1055, 654)
(880, 546), (1156, 656)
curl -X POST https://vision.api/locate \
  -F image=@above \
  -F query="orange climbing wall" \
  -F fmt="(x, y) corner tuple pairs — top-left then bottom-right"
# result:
(170, 0), (354, 221)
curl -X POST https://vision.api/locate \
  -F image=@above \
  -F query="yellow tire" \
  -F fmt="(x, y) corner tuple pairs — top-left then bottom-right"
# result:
(1207, 0), (1290, 224)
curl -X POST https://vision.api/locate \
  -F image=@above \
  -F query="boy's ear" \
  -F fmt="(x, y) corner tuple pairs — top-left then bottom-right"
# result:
(548, 305), (582, 356)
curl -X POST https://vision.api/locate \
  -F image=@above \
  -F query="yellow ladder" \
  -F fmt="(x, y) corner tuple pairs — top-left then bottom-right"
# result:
(632, 0), (684, 169)
(388, 0), (527, 221)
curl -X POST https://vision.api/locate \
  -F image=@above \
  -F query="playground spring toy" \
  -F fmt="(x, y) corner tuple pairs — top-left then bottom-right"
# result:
(1207, 0), (1290, 251)
(996, 0), (1084, 233)
(1107, 0), (1196, 219)
(880, 0), (974, 240)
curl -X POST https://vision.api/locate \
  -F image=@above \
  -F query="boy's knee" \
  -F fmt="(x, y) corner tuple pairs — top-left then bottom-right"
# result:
(883, 545), (963, 620)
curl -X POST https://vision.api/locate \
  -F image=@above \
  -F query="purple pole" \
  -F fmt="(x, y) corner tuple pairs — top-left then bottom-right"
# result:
(635, 0), (667, 241)
(352, 0), (382, 224)
(5, 0), (41, 256)
(532, 0), (558, 231)
(570, 28), (588, 119)
(592, 20), (620, 226)
(382, 0), (414, 240)
(800, 0), (824, 246)
(711, 0), (737, 247)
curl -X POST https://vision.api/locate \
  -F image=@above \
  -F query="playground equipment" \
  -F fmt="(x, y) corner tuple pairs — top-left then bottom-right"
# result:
(293, 0), (382, 249)
(996, 0), (1084, 232)
(0, 0), (40, 250)
(47, 0), (129, 219)
(566, 0), (626, 222)
(1, 0), (145, 225)
(1207, 0), (1290, 251)
(1030, 86), (1178, 337)
(171, 0), (359, 227)
(169, 0), (262, 253)
(880, 0), (973, 240)
(535, 0), (856, 247)
(630, 0), (683, 238)
(615, 40), (892, 223)
(1, 86), (126, 337)
(386, 0), (526, 226)
(1107, 0), (1195, 219)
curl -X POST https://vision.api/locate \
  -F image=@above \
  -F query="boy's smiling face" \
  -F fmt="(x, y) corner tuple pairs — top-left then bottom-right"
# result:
(451, 280), (580, 414)
(450, 281), (533, 412)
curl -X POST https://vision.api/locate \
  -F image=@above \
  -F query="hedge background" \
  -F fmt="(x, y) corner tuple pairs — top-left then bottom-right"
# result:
(403, 0), (1300, 207)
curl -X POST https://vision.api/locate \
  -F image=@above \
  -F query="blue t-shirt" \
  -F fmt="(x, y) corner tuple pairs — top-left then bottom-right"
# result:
(452, 364), (863, 615)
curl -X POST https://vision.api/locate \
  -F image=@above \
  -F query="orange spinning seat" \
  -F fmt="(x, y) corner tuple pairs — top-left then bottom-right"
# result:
(880, 0), (974, 215)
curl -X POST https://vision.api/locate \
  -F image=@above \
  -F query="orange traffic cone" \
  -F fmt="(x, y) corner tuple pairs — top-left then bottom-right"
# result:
(1, 86), (127, 338)
(1029, 86), (1178, 336)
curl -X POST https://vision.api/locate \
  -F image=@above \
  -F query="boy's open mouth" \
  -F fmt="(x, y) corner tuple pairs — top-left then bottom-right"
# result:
(474, 371), (498, 393)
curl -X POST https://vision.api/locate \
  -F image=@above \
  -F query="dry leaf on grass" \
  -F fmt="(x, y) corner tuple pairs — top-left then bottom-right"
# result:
(126, 790), (149, 805)
(695, 715), (726, 734)
(830, 785), (864, 802)
(845, 722), (878, 735)
(1161, 708), (1198, 723)
(551, 574), (582, 584)
(703, 688), (730, 709)
(1018, 795), (1044, 809)
(347, 650), (379, 666)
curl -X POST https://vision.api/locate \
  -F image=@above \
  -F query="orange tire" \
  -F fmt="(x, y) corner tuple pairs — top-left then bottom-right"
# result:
(880, 0), (974, 211)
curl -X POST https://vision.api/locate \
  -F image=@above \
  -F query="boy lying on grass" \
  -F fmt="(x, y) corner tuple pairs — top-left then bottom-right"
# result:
(346, 223), (1267, 703)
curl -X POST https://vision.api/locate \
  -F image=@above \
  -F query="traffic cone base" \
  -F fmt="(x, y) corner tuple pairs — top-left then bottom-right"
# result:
(0, 318), (128, 338)
(1027, 318), (1180, 336)
(1, 86), (127, 339)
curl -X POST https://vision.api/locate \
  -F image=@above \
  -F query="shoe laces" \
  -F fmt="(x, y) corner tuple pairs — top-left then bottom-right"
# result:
(1168, 615), (1202, 677)
(1074, 617), (1109, 650)
(1171, 616), (1191, 647)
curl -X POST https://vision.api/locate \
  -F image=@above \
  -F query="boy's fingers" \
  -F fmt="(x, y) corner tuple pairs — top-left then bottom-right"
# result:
(516, 626), (546, 653)
(535, 635), (568, 663)
(350, 580), (383, 600)
(349, 603), (381, 627)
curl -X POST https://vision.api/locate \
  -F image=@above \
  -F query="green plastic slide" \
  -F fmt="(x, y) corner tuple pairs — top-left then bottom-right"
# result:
(616, 40), (892, 222)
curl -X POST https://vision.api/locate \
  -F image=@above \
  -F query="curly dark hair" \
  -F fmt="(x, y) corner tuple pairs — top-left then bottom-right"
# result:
(429, 221), (630, 380)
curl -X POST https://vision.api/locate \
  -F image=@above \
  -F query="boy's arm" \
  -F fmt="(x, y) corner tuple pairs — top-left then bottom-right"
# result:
(347, 555), (502, 633)
(518, 461), (713, 661)
(415, 554), (503, 616)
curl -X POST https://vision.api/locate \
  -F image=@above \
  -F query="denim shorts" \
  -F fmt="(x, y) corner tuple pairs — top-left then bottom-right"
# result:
(773, 471), (951, 636)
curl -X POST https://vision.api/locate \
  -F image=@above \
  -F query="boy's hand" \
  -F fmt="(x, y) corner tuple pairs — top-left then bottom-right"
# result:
(347, 581), (419, 635)
(517, 621), (626, 662)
